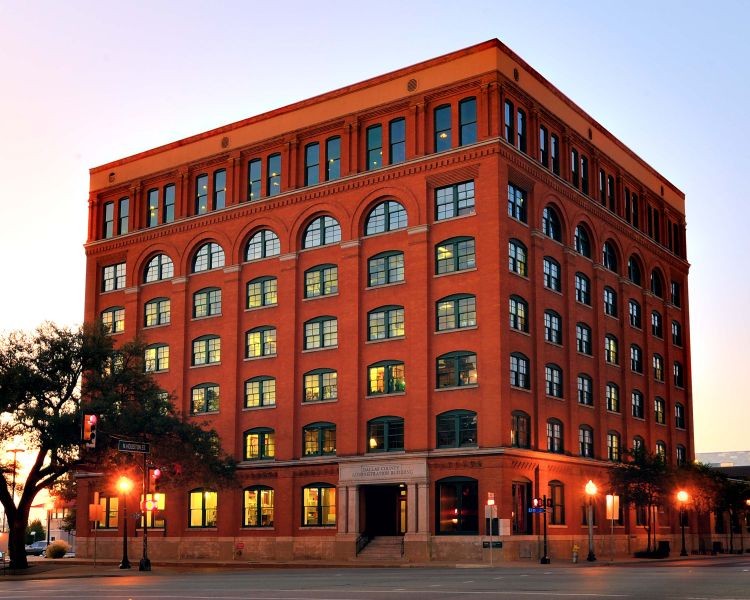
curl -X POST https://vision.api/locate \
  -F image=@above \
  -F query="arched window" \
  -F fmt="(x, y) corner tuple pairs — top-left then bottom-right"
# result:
(365, 200), (407, 235)
(510, 353), (530, 389)
(579, 425), (594, 458)
(305, 264), (338, 297)
(367, 361), (406, 395)
(244, 376), (276, 408)
(603, 286), (617, 317)
(543, 257), (561, 291)
(101, 306), (125, 334)
(246, 229), (280, 261)
(511, 411), (530, 448)
(544, 310), (562, 344)
(673, 362), (684, 388)
(302, 483), (336, 526)
(607, 431), (621, 461)
(144, 297), (170, 327)
(245, 326), (276, 358)
(436, 410), (477, 448)
(243, 486), (274, 527)
(675, 402), (686, 429)
(672, 320), (683, 346)
(630, 344), (643, 373)
(436, 181), (475, 220)
(508, 239), (527, 276)
(303, 216), (341, 248)
(549, 481), (565, 525)
(633, 435), (645, 453)
(545, 364), (563, 398)
(509, 295), (528, 332)
(546, 419), (563, 453)
(604, 335), (618, 364)
(191, 383), (219, 414)
(369, 305), (405, 340)
(577, 374), (593, 406)
(367, 416), (404, 452)
(244, 427), (275, 460)
(192, 335), (221, 366)
(192, 242), (225, 273)
(193, 287), (222, 318)
(575, 273), (591, 305)
(602, 241), (618, 273)
(303, 422), (336, 456)
(605, 383), (619, 412)
(576, 323), (592, 355)
(631, 390), (644, 418)
(436, 295), (475, 331)
(651, 310), (663, 338)
(676, 445), (687, 466)
(542, 205), (562, 241)
(304, 316), (338, 350)
(365, 250), (404, 289)
(650, 269), (664, 298)
(188, 488), (217, 528)
(436, 351), (477, 388)
(653, 354), (664, 381)
(436, 237), (475, 274)
(247, 276), (277, 308)
(508, 183), (527, 223)
(627, 256), (642, 285)
(655, 441), (667, 460)
(144, 343), (169, 372)
(574, 224), (591, 257)
(436, 476), (478, 534)
(144, 254), (174, 282)
(303, 368), (337, 402)
(629, 299), (642, 328)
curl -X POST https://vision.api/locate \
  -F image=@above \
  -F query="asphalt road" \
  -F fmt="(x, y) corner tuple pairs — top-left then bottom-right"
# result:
(2, 558), (750, 600)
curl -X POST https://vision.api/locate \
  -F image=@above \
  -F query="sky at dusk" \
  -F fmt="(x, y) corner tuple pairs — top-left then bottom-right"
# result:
(0, 0), (747, 453)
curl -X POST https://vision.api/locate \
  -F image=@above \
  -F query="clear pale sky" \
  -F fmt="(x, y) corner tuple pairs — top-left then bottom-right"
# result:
(0, 0), (747, 453)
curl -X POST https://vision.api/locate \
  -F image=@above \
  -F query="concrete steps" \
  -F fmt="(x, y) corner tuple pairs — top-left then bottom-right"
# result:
(356, 536), (404, 561)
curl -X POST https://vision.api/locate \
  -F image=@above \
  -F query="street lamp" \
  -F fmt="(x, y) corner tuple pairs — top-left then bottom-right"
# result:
(677, 490), (689, 556)
(45, 498), (55, 546)
(585, 480), (597, 562)
(117, 476), (133, 569)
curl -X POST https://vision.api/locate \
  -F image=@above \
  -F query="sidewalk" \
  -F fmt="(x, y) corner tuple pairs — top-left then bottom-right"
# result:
(3, 552), (744, 581)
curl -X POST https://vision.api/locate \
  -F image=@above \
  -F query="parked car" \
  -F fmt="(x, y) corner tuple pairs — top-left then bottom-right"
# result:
(24, 541), (48, 556)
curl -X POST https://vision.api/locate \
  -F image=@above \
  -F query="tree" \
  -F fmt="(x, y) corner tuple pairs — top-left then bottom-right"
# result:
(609, 449), (673, 553)
(25, 519), (45, 545)
(0, 323), (236, 569)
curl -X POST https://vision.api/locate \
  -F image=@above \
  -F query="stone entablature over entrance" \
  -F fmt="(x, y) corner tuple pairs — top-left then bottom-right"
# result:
(339, 456), (429, 486)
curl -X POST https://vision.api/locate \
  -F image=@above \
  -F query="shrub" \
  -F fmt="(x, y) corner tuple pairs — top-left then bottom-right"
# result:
(45, 540), (70, 559)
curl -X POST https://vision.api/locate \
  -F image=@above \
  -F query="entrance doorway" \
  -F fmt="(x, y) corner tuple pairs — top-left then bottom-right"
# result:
(362, 484), (406, 536)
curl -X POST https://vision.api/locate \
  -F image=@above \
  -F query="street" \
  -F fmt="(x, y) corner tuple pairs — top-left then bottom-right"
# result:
(1, 557), (750, 600)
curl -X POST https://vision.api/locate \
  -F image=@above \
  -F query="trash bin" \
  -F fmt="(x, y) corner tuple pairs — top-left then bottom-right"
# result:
(657, 540), (670, 557)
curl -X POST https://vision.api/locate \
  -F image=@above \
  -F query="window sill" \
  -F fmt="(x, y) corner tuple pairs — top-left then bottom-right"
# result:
(434, 325), (477, 335)
(302, 453), (337, 460)
(366, 392), (406, 399)
(146, 369), (169, 375)
(302, 292), (339, 302)
(244, 354), (277, 362)
(241, 526), (275, 530)
(245, 303), (278, 312)
(576, 300), (592, 309)
(510, 328), (530, 336)
(606, 410), (621, 416)
(302, 345), (338, 353)
(186, 527), (218, 531)
(604, 313), (619, 321)
(243, 404), (276, 411)
(510, 385), (531, 393)
(190, 410), (220, 417)
(544, 287), (563, 296)
(192, 313), (222, 321)
(299, 525), (337, 530)
(366, 280), (405, 291)
(545, 394), (564, 401)
(143, 322), (170, 329)
(578, 402), (594, 409)
(545, 340), (564, 348)
(190, 362), (221, 369)
(434, 384), (479, 392)
(434, 267), (477, 279)
(576, 351), (593, 358)
(302, 398), (338, 405)
(366, 336), (405, 344)
(434, 211), (476, 224)
(509, 271), (529, 280)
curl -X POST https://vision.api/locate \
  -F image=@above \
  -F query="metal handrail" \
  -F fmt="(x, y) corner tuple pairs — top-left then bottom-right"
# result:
(400, 537), (405, 557)
(355, 534), (370, 555)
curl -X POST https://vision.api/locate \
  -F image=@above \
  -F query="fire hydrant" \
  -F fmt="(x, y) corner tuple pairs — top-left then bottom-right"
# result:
(572, 544), (580, 563)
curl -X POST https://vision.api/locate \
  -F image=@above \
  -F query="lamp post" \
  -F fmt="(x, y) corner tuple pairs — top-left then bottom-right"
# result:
(585, 480), (597, 562)
(46, 499), (55, 546)
(677, 490), (688, 556)
(117, 476), (133, 569)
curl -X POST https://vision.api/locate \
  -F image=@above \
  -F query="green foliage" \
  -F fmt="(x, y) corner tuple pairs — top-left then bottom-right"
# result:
(25, 519), (45, 545)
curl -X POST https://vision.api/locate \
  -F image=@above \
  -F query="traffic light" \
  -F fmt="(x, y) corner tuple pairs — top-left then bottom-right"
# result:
(532, 497), (541, 508)
(82, 414), (98, 448)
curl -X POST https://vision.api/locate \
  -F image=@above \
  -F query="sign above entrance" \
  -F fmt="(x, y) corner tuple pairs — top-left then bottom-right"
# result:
(339, 458), (428, 485)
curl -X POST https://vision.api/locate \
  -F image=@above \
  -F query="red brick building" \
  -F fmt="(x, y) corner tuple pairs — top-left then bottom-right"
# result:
(77, 39), (692, 562)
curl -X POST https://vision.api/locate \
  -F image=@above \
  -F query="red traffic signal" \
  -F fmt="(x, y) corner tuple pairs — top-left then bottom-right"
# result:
(82, 414), (98, 448)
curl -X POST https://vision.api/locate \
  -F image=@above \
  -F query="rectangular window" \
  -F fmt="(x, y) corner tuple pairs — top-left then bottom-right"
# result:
(580, 155), (589, 194)
(434, 105), (451, 152)
(389, 118), (406, 164)
(102, 263), (126, 292)
(504, 100), (514, 143)
(248, 159), (262, 201)
(147, 189), (159, 227)
(368, 253), (404, 287)
(517, 109), (526, 153)
(571, 149), (579, 187)
(267, 154), (281, 196)
(435, 181), (475, 220)
(459, 98), (476, 146)
(305, 266), (338, 297)
(366, 125), (382, 170)
(550, 134), (560, 175)
(539, 126), (548, 167)
(195, 174), (208, 214)
(213, 169), (226, 210)
(118, 198), (129, 235)
(163, 184), (175, 223)
(305, 143), (320, 186)
(103, 202), (114, 238)
(326, 137), (341, 181)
